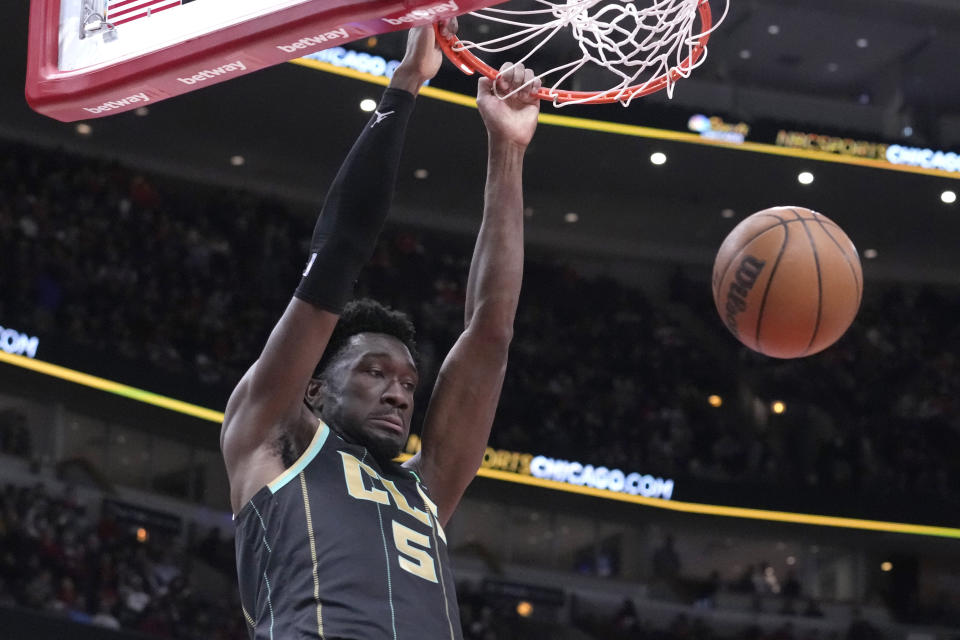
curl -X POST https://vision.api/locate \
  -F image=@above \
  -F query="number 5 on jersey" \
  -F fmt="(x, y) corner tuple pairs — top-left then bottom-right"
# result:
(392, 520), (437, 582)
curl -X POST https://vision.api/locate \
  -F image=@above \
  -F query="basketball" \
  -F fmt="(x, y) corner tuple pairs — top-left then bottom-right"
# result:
(712, 206), (862, 359)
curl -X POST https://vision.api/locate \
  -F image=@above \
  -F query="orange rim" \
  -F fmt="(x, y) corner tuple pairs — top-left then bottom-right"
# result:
(436, 0), (714, 104)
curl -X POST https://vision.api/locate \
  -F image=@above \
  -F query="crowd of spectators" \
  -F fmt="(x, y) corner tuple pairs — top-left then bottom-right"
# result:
(578, 600), (887, 640)
(458, 589), (891, 640)
(0, 479), (863, 640)
(0, 481), (245, 639)
(0, 140), (956, 513)
(0, 408), (30, 459)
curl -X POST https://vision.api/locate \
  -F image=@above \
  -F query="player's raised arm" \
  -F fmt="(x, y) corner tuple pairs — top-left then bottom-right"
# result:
(405, 64), (541, 525)
(221, 22), (451, 514)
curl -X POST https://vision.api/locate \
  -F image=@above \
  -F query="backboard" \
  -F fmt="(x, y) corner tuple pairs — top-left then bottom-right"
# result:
(26, 0), (499, 122)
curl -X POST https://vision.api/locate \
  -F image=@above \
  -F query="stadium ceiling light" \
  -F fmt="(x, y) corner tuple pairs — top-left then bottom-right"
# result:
(708, 394), (723, 407)
(75, 123), (92, 135)
(767, 24), (780, 35)
(739, 49), (751, 59)
(414, 168), (429, 179)
(863, 248), (878, 259)
(941, 190), (957, 204)
(360, 98), (377, 112)
(771, 400), (786, 414)
(798, 171), (814, 185)
(881, 561), (893, 572)
(230, 155), (245, 166)
(564, 212), (579, 223)
(135, 106), (149, 116)
(721, 208), (735, 219)
(856, 38), (869, 48)
(827, 62), (839, 72)
(650, 152), (667, 165)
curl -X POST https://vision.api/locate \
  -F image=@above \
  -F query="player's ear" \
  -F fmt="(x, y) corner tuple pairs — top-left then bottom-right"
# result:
(305, 378), (325, 411)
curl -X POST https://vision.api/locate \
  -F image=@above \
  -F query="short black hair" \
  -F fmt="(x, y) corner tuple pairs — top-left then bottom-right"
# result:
(313, 298), (419, 379)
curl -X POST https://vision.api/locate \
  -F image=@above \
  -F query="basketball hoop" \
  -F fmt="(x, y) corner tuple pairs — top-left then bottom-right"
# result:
(435, 0), (728, 106)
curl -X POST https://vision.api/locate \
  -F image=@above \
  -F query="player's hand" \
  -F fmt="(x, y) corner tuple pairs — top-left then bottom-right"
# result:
(390, 18), (458, 94)
(477, 63), (541, 149)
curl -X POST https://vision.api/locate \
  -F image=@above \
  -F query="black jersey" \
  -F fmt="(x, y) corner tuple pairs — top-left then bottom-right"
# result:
(234, 421), (462, 640)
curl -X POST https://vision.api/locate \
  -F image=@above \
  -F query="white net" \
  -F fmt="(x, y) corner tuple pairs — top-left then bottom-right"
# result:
(453, 0), (729, 106)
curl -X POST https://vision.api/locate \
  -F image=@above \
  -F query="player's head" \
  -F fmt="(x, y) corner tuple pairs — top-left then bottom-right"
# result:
(307, 299), (419, 462)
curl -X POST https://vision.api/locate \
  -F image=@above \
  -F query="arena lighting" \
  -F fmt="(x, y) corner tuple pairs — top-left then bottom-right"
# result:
(75, 123), (92, 135)
(230, 155), (245, 167)
(136, 527), (149, 543)
(772, 401), (786, 414)
(941, 190), (957, 204)
(516, 601), (533, 617)
(0, 351), (224, 422)
(881, 561), (893, 572)
(359, 98), (377, 112)
(798, 171), (815, 185)
(650, 152), (667, 165)
(721, 209), (735, 219)
(863, 249), (878, 259)
(414, 168), (429, 179)
(767, 25), (780, 35)
(564, 212), (579, 223)
(708, 395), (723, 407)
(739, 49), (751, 60)
(291, 58), (960, 181)
(135, 107), (149, 116)
(856, 38), (869, 48)
(2, 351), (960, 539)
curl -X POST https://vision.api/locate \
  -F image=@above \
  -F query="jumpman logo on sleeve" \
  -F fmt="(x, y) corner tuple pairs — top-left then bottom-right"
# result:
(372, 110), (395, 127)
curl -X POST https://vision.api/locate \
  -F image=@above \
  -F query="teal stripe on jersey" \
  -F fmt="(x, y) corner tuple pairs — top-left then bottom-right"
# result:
(375, 501), (398, 640)
(269, 422), (330, 493)
(249, 501), (272, 553)
(264, 571), (275, 640)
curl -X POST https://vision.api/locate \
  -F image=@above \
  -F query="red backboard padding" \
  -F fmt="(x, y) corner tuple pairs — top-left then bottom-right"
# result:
(26, 0), (497, 121)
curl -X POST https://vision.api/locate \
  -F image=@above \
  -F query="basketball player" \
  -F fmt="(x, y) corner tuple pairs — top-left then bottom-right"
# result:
(220, 19), (541, 640)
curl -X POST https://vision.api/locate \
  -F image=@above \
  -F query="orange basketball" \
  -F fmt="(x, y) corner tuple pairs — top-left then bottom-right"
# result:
(711, 206), (862, 359)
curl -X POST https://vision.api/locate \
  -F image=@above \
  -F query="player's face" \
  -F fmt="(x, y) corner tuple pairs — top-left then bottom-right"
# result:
(321, 333), (418, 462)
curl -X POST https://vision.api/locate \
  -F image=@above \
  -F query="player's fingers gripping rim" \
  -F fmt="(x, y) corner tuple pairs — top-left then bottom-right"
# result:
(511, 62), (525, 88)
(523, 68), (541, 104)
(437, 16), (458, 39)
(494, 61), (512, 97)
(478, 75), (493, 97)
(493, 61), (540, 101)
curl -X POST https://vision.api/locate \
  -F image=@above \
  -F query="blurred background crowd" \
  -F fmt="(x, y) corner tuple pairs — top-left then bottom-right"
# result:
(0, 480), (913, 640)
(1, 139), (956, 510)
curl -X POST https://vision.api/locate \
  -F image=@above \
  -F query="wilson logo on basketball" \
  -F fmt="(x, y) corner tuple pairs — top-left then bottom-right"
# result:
(724, 255), (766, 336)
